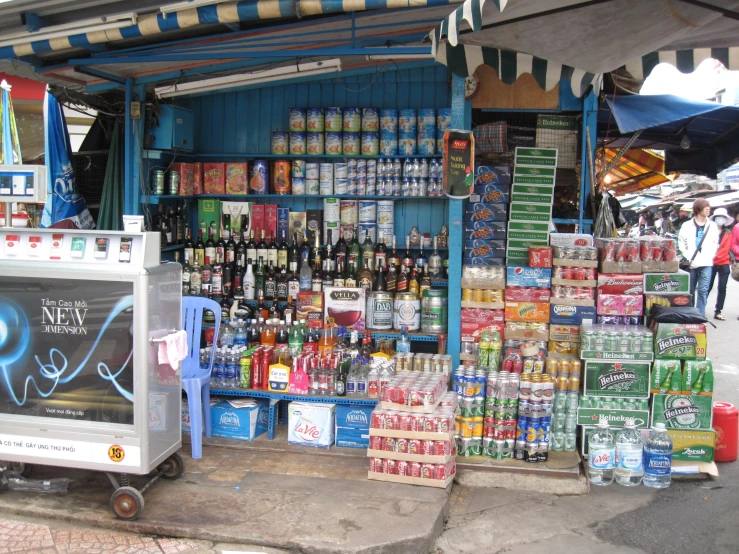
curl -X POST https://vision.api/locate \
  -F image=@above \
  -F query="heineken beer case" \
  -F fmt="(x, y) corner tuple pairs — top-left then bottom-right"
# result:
(583, 361), (651, 398)
(682, 360), (714, 396)
(643, 273), (690, 293)
(577, 406), (650, 428)
(665, 429), (716, 462)
(651, 359), (683, 394)
(652, 323), (707, 360)
(651, 394), (713, 430)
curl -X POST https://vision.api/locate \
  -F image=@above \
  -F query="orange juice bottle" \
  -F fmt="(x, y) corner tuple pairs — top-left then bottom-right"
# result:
(318, 324), (335, 357)
(260, 318), (276, 346)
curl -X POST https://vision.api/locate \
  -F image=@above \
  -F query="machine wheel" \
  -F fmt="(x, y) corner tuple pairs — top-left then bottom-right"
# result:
(159, 452), (185, 480)
(110, 486), (145, 520)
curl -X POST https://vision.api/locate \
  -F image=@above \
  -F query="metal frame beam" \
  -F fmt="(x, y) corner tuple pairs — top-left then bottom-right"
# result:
(74, 65), (126, 84)
(674, 0), (739, 20)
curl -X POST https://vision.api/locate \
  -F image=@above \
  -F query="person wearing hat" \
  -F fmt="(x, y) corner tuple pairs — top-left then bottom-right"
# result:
(678, 199), (719, 317)
(707, 207), (732, 320)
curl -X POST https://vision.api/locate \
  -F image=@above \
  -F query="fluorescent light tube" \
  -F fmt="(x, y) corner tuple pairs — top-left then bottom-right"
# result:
(161, 0), (227, 16)
(155, 59), (342, 98)
(0, 13), (137, 47)
(365, 49), (433, 61)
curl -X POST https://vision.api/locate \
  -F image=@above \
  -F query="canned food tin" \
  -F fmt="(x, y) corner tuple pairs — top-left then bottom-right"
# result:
(362, 108), (380, 132)
(340, 200), (359, 225)
(305, 179), (320, 195)
(167, 170), (180, 195)
(325, 132), (342, 156)
(272, 161), (291, 194)
(325, 107), (343, 132)
(292, 159), (306, 179)
(343, 108), (361, 132)
(367, 291), (393, 330)
(319, 163), (334, 181)
(393, 292), (421, 331)
(152, 169), (165, 194)
(289, 132), (306, 155)
(421, 288), (448, 334)
(361, 132), (380, 156)
(334, 179), (348, 195)
(376, 200), (394, 225)
(319, 179), (333, 195)
(398, 131), (416, 155)
(399, 109), (417, 133)
(417, 135), (436, 156)
(343, 132), (360, 155)
(249, 161), (268, 194)
(271, 131), (288, 155)
(380, 132), (398, 156)
(306, 108), (324, 132)
(380, 109), (398, 133)
(288, 108), (306, 131)
(358, 200), (377, 223)
(307, 132), (324, 155)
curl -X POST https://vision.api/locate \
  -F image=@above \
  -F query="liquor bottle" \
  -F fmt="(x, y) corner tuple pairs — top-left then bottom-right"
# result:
(222, 258), (234, 298)
(168, 207), (178, 246)
(304, 325), (319, 353)
(408, 266), (419, 295)
(372, 259), (386, 291)
(344, 263), (357, 287)
(201, 257), (213, 297)
(268, 297), (280, 320)
(357, 258), (374, 292)
(419, 264), (431, 297)
(176, 203), (186, 244)
(189, 259), (202, 296)
(260, 318), (276, 347)
(401, 236), (414, 273)
(205, 223), (216, 265)
(415, 241), (427, 271)
(361, 230), (375, 272)
(277, 266), (289, 301)
(288, 232), (301, 273)
(310, 231), (323, 270)
(256, 294), (269, 321)
(226, 221), (237, 265)
(288, 268), (300, 299)
(322, 259), (334, 290)
(347, 228), (361, 276)
(233, 265), (244, 299)
(277, 230), (289, 270)
(267, 232), (278, 268)
(247, 229), (257, 263)
(216, 215), (227, 264)
(244, 258), (256, 300)
(282, 296), (297, 325)
(257, 230), (269, 266)
(212, 258), (223, 298)
(299, 257), (312, 291)
(265, 262), (277, 300)
(386, 261), (398, 292)
(311, 259), (323, 292)
(300, 231), (311, 268)
(333, 259), (346, 287)
(396, 265), (408, 292)
(324, 229), (335, 273)
(159, 207), (171, 246)
(428, 236), (442, 279)
(255, 257), (266, 299)
(335, 228), (348, 273)
(183, 226), (194, 265)
(374, 231), (387, 271)
(195, 223), (206, 267)
(236, 228), (247, 270)
(388, 235), (401, 271)
(443, 255), (449, 279)
(181, 254), (191, 295)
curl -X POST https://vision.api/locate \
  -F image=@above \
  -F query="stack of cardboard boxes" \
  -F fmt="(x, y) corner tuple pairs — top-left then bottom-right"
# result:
(464, 166), (510, 266)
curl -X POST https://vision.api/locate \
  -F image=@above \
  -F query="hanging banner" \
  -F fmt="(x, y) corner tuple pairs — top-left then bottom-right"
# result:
(443, 129), (475, 199)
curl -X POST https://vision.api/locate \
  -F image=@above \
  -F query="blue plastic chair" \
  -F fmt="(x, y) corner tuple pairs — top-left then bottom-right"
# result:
(181, 297), (221, 459)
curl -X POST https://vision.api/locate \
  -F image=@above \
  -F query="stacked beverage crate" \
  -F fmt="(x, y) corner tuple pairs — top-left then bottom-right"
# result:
(464, 165), (510, 267)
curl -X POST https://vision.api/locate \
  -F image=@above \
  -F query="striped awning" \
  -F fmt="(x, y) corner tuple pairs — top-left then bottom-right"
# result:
(604, 149), (677, 195)
(434, 42), (601, 97)
(621, 47), (739, 84)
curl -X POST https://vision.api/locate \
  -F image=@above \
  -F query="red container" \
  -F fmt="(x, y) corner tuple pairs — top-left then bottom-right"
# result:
(714, 402), (738, 463)
(529, 247), (552, 268)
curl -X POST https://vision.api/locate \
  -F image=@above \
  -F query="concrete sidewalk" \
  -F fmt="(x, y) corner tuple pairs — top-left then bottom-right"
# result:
(0, 440), (450, 554)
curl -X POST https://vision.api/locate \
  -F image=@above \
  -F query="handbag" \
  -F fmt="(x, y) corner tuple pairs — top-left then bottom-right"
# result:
(731, 251), (739, 282)
(679, 220), (708, 271)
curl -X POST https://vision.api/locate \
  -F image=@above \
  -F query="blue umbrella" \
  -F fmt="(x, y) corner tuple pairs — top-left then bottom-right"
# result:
(41, 91), (94, 228)
(0, 80), (21, 165)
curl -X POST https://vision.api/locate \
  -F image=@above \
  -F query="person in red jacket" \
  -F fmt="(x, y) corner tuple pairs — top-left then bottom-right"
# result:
(707, 208), (733, 320)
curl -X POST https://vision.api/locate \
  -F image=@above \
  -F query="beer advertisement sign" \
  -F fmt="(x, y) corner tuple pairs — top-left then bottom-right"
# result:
(583, 361), (651, 398)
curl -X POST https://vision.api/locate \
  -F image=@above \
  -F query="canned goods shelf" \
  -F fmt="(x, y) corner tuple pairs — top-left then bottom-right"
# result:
(141, 194), (447, 204)
(460, 301), (505, 310)
(211, 388), (379, 406)
(195, 153), (442, 160)
(551, 258), (598, 268)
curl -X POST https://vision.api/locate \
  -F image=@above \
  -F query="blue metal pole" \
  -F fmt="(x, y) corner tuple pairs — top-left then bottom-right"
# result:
(133, 82), (146, 215)
(124, 78), (134, 216)
(448, 73), (471, 369)
(580, 90), (598, 233)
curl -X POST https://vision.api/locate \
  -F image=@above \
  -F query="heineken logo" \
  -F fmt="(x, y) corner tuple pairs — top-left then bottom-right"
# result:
(530, 149), (542, 156)
(657, 334), (697, 354)
(654, 279), (680, 292)
(595, 352), (636, 360)
(598, 370), (637, 389)
(682, 447), (707, 456)
(664, 405), (700, 421)
(587, 413), (647, 426)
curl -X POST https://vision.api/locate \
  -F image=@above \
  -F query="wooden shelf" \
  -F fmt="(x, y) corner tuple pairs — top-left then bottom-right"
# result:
(143, 193), (448, 204)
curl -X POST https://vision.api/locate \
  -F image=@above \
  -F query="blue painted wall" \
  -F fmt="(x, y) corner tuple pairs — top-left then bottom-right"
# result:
(186, 64), (452, 243)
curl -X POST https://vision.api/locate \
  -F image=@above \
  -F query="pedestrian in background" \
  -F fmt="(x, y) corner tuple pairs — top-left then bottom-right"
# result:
(730, 211), (739, 320)
(707, 208), (732, 321)
(678, 198), (719, 317)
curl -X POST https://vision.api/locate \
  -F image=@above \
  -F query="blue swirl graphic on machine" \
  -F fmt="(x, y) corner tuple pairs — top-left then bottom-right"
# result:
(0, 295), (135, 406)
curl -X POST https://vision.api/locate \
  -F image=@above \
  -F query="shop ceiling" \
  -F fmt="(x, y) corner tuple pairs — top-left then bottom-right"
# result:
(0, 1), (465, 94)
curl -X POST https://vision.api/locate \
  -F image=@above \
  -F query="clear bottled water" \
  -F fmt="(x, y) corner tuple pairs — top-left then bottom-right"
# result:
(615, 419), (643, 486)
(233, 320), (247, 347)
(396, 326), (411, 353)
(220, 320), (235, 347)
(211, 348), (224, 388)
(199, 348), (208, 372)
(643, 423), (673, 489)
(588, 419), (615, 486)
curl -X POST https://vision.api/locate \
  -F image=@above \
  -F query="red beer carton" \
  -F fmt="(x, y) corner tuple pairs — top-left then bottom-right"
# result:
(597, 274), (644, 295)
(203, 163), (226, 194)
(529, 247), (553, 268)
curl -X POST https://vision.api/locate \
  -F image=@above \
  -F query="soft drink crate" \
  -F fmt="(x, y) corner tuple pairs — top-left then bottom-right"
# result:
(367, 435), (455, 464)
(504, 287), (551, 303)
(506, 266), (552, 288)
(651, 359), (713, 396)
(210, 399), (269, 442)
(583, 361), (651, 398)
(461, 308), (505, 342)
(369, 398), (457, 440)
(549, 304), (596, 326)
(652, 323), (707, 360)
(379, 371), (448, 413)
(461, 265), (506, 290)
(504, 302), (550, 323)
(288, 402), (335, 448)
(651, 394), (713, 430)
(577, 404), (651, 433)
(368, 457), (456, 488)
(597, 273), (644, 295)
(504, 321), (549, 341)
(643, 272), (690, 293)
(474, 165), (512, 187)
(335, 405), (372, 449)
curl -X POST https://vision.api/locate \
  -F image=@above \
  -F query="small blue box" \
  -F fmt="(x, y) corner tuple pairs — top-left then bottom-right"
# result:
(465, 221), (506, 241)
(506, 266), (552, 288)
(335, 405), (371, 449)
(464, 239), (506, 249)
(465, 202), (508, 214)
(549, 304), (597, 325)
(463, 257), (506, 266)
(464, 246), (506, 259)
(210, 399), (269, 441)
(277, 207), (290, 241)
(474, 165), (512, 186)
(464, 211), (508, 223)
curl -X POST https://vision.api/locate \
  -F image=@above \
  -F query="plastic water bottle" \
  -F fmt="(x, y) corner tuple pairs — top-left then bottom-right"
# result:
(199, 348), (208, 371)
(234, 320), (247, 347)
(227, 350), (239, 388)
(615, 419), (644, 486)
(588, 419), (615, 486)
(211, 348), (224, 388)
(396, 326), (411, 353)
(221, 320), (235, 347)
(643, 423), (673, 488)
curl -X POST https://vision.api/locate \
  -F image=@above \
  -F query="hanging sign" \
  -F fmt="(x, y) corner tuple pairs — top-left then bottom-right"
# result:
(443, 130), (475, 199)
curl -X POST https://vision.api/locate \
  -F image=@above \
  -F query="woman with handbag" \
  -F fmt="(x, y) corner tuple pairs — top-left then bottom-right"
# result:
(678, 199), (719, 317)
(706, 208), (732, 320)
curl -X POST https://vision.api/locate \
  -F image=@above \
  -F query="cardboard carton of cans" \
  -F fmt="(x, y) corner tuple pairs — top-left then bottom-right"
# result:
(643, 272), (690, 293)
(582, 361), (651, 398)
(650, 394), (713, 430)
(651, 323), (707, 360)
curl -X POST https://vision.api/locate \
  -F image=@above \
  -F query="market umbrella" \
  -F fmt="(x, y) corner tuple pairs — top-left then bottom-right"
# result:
(0, 80), (21, 165)
(40, 91), (94, 228)
(97, 119), (123, 230)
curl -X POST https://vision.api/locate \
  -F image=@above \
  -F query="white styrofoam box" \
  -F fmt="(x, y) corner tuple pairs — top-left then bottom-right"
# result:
(288, 402), (335, 448)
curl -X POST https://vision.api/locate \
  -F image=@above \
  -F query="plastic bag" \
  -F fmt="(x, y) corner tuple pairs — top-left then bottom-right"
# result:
(650, 306), (708, 324)
(593, 190), (616, 239)
(3, 471), (70, 494)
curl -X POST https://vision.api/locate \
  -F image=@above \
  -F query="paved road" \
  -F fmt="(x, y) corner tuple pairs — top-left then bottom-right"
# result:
(437, 276), (739, 554)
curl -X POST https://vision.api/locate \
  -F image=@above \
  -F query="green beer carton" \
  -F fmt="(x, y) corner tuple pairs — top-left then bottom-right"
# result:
(682, 360), (714, 396)
(643, 273), (690, 293)
(651, 359), (683, 395)
(667, 429), (716, 462)
(583, 361), (651, 398)
(652, 323), (707, 360)
(577, 407), (650, 428)
(651, 394), (713, 430)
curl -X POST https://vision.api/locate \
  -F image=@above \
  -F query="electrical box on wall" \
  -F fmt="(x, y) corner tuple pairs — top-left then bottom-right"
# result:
(149, 105), (194, 151)
(0, 164), (48, 203)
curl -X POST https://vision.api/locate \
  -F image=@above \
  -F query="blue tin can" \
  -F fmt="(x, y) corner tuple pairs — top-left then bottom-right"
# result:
(380, 132), (398, 156)
(517, 416), (529, 441)
(399, 109), (417, 133)
(343, 108), (361, 132)
(249, 161), (269, 194)
(289, 132), (306, 155)
(418, 108), (436, 133)
(306, 132), (324, 155)
(361, 132), (380, 156)
(417, 133), (436, 156)
(398, 131), (416, 155)
(380, 109), (398, 133)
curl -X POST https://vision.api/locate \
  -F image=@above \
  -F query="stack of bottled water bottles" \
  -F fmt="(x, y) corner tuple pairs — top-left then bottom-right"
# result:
(202, 318), (252, 389)
(587, 418), (673, 488)
(375, 158), (444, 197)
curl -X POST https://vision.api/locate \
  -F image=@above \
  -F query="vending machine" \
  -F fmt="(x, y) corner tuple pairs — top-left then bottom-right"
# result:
(0, 229), (182, 519)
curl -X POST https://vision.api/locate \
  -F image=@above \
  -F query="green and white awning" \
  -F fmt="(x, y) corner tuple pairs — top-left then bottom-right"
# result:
(621, 48), (739, 83)
(434, 0), (509, 49)
(433, 41), (601, 97)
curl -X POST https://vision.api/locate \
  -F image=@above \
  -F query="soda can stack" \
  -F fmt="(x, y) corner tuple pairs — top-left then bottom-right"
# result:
(481, 372), (519, 459)
(546, 355), (581, 453)
(453, 366), (485, 456)
(514, 373), (554, 462)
